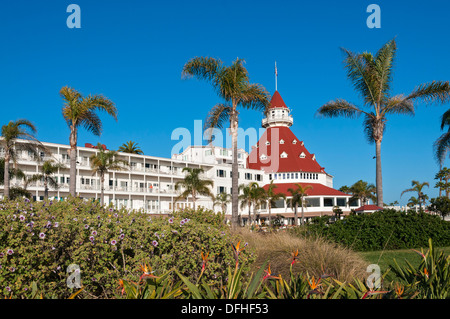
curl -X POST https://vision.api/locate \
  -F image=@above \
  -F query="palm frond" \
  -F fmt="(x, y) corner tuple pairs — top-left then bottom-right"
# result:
(373, 38), (397, 102)
(434, 132), (450, 165)
(238, 83), (270, 112)
(181, 56), (223, 85)
(204, 103), (232, 143)
(406, 80), (450, 105)
(439, 108), (450, 130)
(316, 99), (364, 119)
(383, 94), (415, 116)
(340, 47), (378, 107)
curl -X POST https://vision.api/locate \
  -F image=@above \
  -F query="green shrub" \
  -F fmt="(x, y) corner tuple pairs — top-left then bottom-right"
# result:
(301, 209), (450, 251)
(0, 198), (252, 299)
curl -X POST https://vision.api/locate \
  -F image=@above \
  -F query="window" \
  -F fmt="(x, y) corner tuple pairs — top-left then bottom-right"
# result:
(217, 169), (226, 177)
(205, 150), (212, 156)
(260, 154), (267, 160)
(299, 152), (306, 158)
(220, 149), (228, 156)
(245, 173), (252, 180)
(280, 139), (285, 144)
(307, 198), (320, 207)
(272, 199), (285, 209)
(292, 139), (297, 144)
(286, 173), (290, 179)
(217, 186), (226, 194)
(337, 198), (347, 206)
(324, 198), (334, 207)
(255, 174), (262, 181)
(280, 152), (288, 158)
(349, 199), (359, 207)
(265, 141), (270, 145)
(295, 173), (298, 179)
(282, 173), (286, 179)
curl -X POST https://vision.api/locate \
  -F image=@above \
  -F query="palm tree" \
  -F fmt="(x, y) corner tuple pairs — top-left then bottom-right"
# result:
(60, 86), (117, 197)
(264, 180), (286, 226)
(407, 196), (421, 210)
(287, 184), (313, 226)
(118, 141), (143, 155)
(90, 143), (128, 205)
(316, 38), (450, 208)
(213, 192), (231, 213)
(349, 180), (377, 206)
(401, 180), (429, 212)
(174, 167), (214, 210)
(434, 167), (450, 198)
(238, 182), (262, 225)
(33, 160), (66, 200)
(1, 119), (44, 199)
(182, 57), (270, 229)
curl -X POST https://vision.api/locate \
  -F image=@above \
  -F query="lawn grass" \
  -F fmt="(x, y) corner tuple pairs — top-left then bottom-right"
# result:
(358, 246), (450, 280)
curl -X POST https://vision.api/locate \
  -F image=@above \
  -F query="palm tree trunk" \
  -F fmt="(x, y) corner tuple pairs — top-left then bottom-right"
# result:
(294, 202), (298, 226)
(230, 110), (239, 229)
(301, 200), (305, 225)
(375, 140), (383, 207)
(69, 127), (78, 197)
(268, 201), (272, 226)
(3, 153), (10, 199)
(100, 174), (105, 206)
(44, 178), (48, 200)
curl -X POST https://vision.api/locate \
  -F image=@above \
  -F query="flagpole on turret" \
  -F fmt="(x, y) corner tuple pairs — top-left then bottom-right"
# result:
(275, 61), (278, 91)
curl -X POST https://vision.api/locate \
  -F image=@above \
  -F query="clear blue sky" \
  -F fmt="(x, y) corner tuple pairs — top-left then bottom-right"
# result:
(1, 0), (449, 205)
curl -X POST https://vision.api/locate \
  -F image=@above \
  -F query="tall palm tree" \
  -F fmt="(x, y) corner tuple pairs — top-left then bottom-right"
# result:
(238, 182), (262, 225)
(401, 180), (429, 212)
(287, 184), (313, 226)
(349, 180), (377, 206)
(434, 166), (450, 198)
(316, 38), (450, 207)
(182, 57), (270, 229)
(118, 141), (143, 155)
(1, 119), (44, 199)
(174, 167), (214, 210)
(33, 160), (66, 200)
(90, 143), (128, 206)
(264, 180), (286, 226)
(60, 86), (117, 197)
(213, 192), (231, 213)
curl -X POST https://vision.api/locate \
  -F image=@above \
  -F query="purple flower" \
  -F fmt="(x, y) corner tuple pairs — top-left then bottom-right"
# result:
(39, 232), (46, 239)
(0, 253), (4, 258)
(152, 240), (158, 247)
(111, 240), (117, 245)
(54, 222), (59, 228)
(9, 267), (15, 272)
(180, 219), (185, 226)
(91, 230), (97, 236)
(7, 249), (13, 255)
(19, 215), (25, 221)
(84, 224), (89, 229)
(89, 236), (95, 242)
(119, 234), (125, 240)
(6, 287), (11, 292)
(168, 218), (174, 224)
(109, 208), (114, 212)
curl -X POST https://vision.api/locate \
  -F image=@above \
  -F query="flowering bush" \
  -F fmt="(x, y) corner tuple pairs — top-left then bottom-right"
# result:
(0, 198), (252, 299)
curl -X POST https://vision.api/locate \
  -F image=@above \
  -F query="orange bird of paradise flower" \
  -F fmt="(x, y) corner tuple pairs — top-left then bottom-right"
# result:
(139, 263), (158, 281)
(231, 241), (246, 266)
(201, 251), (210, 272)
(263, 264), (281, 280)
(291, 249), (299, 265)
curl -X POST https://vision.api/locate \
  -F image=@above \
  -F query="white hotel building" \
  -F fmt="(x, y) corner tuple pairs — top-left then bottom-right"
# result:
(0, 91), (360, 224)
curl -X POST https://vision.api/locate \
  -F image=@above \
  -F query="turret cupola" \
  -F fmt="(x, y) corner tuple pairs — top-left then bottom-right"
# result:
(262, 91), (293, 128)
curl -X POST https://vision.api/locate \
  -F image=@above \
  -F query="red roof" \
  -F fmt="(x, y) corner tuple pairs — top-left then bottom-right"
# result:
(262, 182), (351, 197)
(247, 126), (325, 173)
(355, 205), (383, 212)
(269, 91), (288, 109)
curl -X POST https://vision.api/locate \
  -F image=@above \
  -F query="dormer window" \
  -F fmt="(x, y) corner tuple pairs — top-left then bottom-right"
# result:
(280, 151), (288, 158)
(299, 152), (306, 159)
(280, 139), (285, 144)
(292, 139), (297, 144)
(312, 154), (316, 161)
(300, 141), (304, 146)
(260, 154), (267, 160)
(265, 141), (270, 146)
